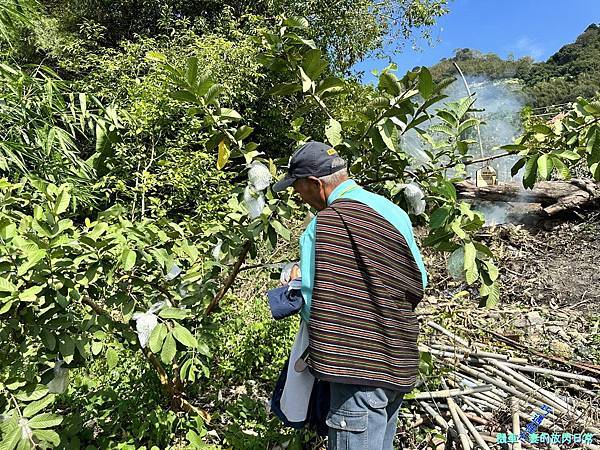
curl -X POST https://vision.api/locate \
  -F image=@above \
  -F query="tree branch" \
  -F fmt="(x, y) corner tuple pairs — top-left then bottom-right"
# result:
(80, 296), (174, 393)
(205, 240), (252, 316)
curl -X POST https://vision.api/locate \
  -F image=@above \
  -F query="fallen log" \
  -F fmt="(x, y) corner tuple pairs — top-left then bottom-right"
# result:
(455, 179), (600, 216)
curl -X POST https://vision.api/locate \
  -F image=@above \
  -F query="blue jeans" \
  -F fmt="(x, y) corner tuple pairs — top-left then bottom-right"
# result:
(326, 382), (404, 450)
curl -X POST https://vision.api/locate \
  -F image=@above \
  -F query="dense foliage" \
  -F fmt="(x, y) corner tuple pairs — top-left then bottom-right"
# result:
(430, 24), (600, 107)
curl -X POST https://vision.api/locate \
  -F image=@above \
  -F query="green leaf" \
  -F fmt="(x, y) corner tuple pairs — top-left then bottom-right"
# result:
(316, 77), (344, 95)
(369, 97), (390, 108)
(149, 323), (167, 354)
(145, 51), (167, 62)
(197, 340), (211, 357)
(325, 118), (342, 147)
(271, 220), (291, 241)
(0, 277), (16, 293)
(302, 49), (327, 79)
(485, 282), (500, 308)
(485, 261), (499, 282)
(106, 347), (118, 370)
(451, 220), (466, 239)
(121, 248), (136, 271)
(501, 144), (527, 152)
(473, 242), (494, 258)
(161, 333), (177, 364)
(91, 341), (103, 356)
(437, 110), (458, 127)
(219, 108), (242, 120)
(41, 330), (56, 351)
(457, 118), (480, 135)
(429, 124), (454, 136)
(18, 285), (43, 302)
(169, 90), (198, 104)
(283, 16), (308, 28)
(532, 124), (553, 135)
(32, 430), (60, 447)
(299, 67), (312, 92)
(378, 120), (396, 151)
(203, 84), (223, 105)
(28, 413), (63, 429)
(552, 156), (571, 180)
(173, 324), (198, 349)
(0, 422), (20, 450)
(418, 67), (434, 99)
(95, 122), (108, 153)
(523, 154), (539, 189)
(429, 207), (451, 229)
(59, 336), (74, 357)
(511, 157), (526, 177)
(186, 430), (203, 447)
(465, 263), (479, 285)
(16, 385), (48, 402)
(217, 140), (230, 170)
(186, 57), (198, 86)
(234, 125), (253, 141)
(557, 150), (580, 161)
(53, 187), (70, 216)
(269, 83), (301, 96)
(159, 307), (190, 320)
(463, 242), (477, 269)
(378, 72), (400, 96)
(0, 219), (16, 240)
(17, 249), (46, 276)
(537, 154), (553, 179)
(23, 395), (56, 418)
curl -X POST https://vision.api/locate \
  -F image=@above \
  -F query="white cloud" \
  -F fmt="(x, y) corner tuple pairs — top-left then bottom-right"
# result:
(514, 36), (545, 60)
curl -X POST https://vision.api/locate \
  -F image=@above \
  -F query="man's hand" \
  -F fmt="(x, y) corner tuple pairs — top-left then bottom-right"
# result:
(289, 264), (300, 281)
(280, 262), (301, 285)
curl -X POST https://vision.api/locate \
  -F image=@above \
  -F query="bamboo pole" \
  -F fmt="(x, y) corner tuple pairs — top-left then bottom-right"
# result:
(511, 397), (522, 450)
(419, 401), (451, 430)
(468, 395), (501, 410)
(412, 385), (494, 400)
(487, 359), (573, 412)
(456, 361), (600, 435)
(453, 363), (561, 416)
(500, 361), (600, 384)
(429, 344), (528, 364)
(461, 396), (488, 417)
(427, 321), (470, 347)
(483, 364), (569, 415)
(441, 378), (472, 450)
(463, 413), (488, 425)
(447, 378), (493, 419)
(453, 401), (492, 450)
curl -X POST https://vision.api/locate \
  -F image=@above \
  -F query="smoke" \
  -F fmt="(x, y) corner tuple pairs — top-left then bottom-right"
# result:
(400, 76), (527, 182)
(398, 76), (532, 225)
(475, 202), (510, 226)
(448, 77), (526, 182)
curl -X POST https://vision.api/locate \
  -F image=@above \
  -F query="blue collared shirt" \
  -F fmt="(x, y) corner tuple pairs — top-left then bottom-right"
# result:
(299, 179), (428, 322)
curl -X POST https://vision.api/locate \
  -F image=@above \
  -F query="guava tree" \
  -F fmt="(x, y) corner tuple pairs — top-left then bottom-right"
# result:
(504, 98), (600, 184)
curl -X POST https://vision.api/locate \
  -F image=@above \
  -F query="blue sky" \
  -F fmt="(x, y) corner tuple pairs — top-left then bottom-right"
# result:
(353, 0), (600, 83)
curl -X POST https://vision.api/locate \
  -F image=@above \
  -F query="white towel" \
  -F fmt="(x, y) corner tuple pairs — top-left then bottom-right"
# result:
(279, 321), (315, 422)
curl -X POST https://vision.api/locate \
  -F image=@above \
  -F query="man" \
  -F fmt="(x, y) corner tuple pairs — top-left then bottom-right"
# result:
(273, 141), (428, 450)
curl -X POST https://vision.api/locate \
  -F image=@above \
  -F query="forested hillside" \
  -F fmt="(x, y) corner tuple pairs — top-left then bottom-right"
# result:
(430, 23), (600, 106)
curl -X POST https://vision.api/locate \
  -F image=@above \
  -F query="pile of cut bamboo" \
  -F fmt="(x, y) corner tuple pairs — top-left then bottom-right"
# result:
(410, 321), (600, 450)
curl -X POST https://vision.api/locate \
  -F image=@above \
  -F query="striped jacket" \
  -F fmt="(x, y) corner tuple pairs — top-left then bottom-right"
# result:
(306, 198), (424, 392)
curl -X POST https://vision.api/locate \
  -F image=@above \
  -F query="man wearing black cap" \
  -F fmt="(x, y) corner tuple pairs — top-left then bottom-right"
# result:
(273, 141), (428, 450)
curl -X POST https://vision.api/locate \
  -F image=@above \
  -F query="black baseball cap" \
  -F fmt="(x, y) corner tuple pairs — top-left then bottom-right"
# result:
(272, 141), (346, 192)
